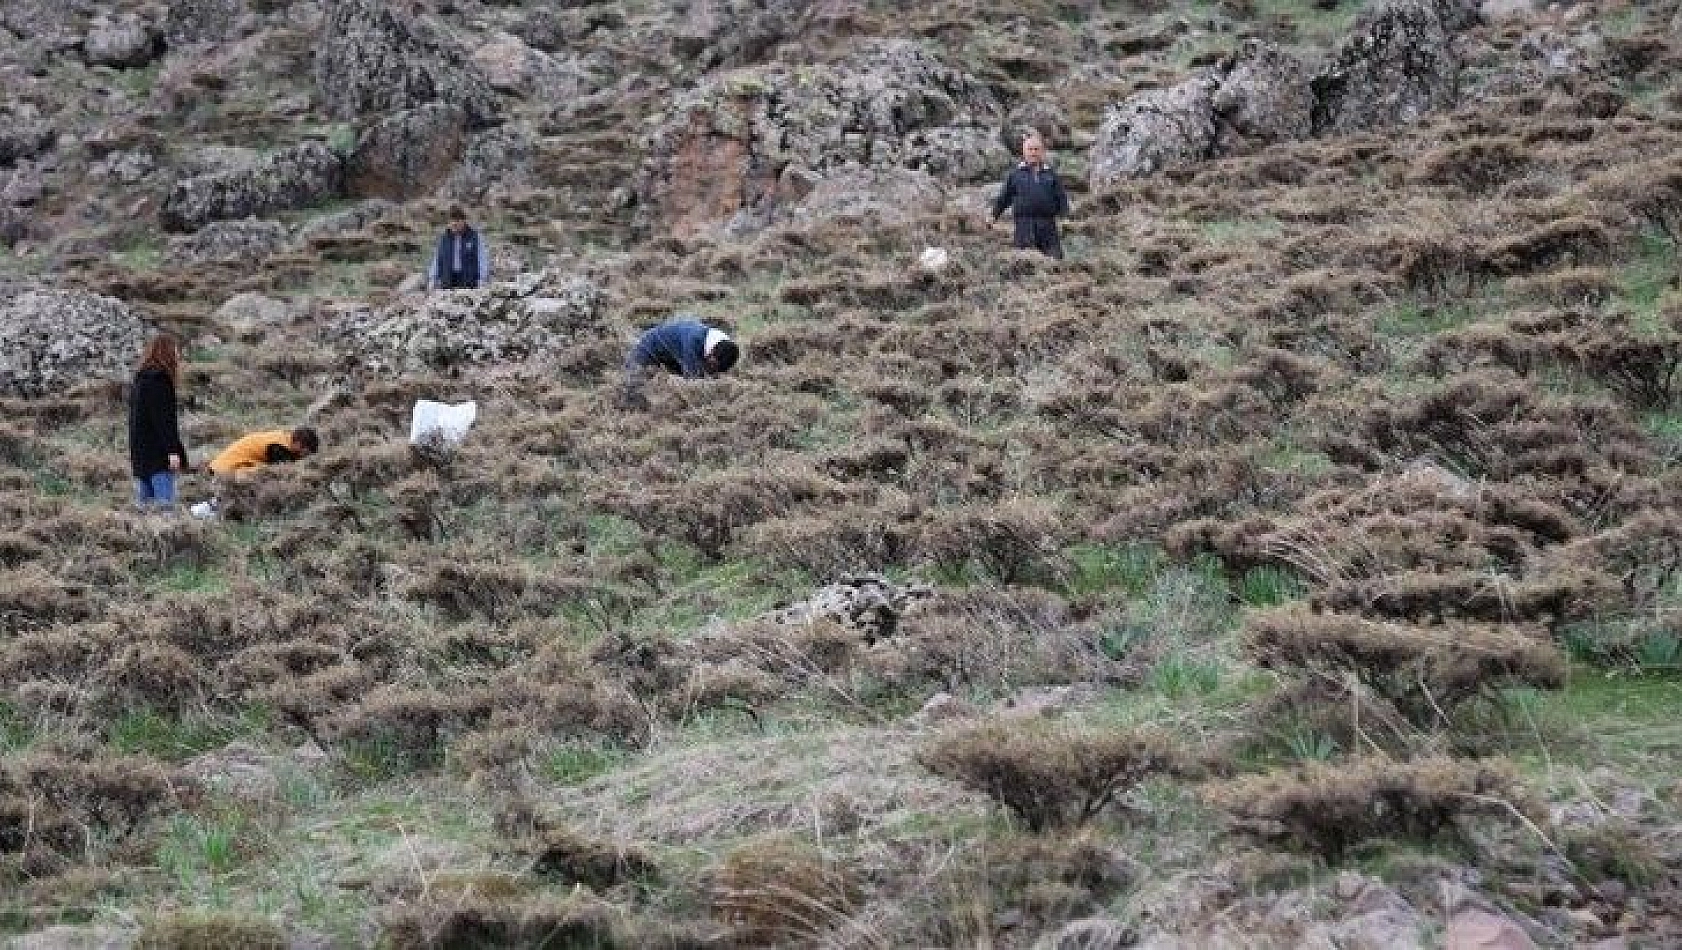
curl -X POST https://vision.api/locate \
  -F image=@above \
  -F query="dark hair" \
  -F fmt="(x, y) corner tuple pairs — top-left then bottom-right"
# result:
(711, 339), (740, 373)
(136, 334), (183, 387)
(291, 427), (321, 454)
(448, 206), (467, 222)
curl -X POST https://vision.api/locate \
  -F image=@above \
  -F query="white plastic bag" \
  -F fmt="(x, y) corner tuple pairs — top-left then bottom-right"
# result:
(410, 399), (478, 450)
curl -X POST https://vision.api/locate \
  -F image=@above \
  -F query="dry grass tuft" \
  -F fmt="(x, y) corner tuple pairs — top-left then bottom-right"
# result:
(709, 836), (863, 946)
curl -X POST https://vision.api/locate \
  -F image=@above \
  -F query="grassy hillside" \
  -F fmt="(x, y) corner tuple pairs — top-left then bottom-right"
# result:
(3, 0), (1682, 946)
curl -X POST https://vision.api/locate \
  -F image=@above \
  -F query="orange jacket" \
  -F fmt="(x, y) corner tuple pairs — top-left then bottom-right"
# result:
(208, 429), (294, 476)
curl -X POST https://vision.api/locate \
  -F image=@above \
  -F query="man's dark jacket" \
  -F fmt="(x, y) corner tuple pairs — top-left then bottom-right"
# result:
(127, 368), (187, 478)
(628, 319), (713, 378)
(431, 226), (486, 289)
(991, 162), (1070, 221)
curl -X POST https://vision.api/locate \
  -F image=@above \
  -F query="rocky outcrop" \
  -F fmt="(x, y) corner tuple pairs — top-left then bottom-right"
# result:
(82, 15), (160, 69)
(328, 272), (605, 375)
(170, 219), (287, 265)
(0, 290), (151, 398)
(780, 165), (947, 229)
(1091, 1), (1479, 189)
(637, 40), (999, 237)
(314, 0), (497, 126)
(471, 32), (582, 100)
(1312, 0), (1475, 134)
(164, 0), (246, 47)
(765, 573), (932, 642)
(672, 0), (812, 68)
(346, 104), (469, 201)
(215, 292), (295, 339)
(160, 142), (343, 232)
(0, 105), (55, 166)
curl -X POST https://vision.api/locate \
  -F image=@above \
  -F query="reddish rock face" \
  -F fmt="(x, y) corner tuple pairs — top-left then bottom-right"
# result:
(346, 104), (470, 202)
(646, 106), (764, 240)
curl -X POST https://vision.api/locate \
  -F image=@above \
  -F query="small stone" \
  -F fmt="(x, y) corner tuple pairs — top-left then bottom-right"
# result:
(1443, 908), (1538, 950)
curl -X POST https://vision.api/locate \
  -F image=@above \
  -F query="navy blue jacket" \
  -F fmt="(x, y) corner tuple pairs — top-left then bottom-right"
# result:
(429, 227), (489, 289)
(628, 319), (713, 378)
(127, 368), (187, 478)
(992, 162), (1070, 220)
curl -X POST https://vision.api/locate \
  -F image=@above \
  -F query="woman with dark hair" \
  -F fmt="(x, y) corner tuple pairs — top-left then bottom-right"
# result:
(127, 334), (188, 509)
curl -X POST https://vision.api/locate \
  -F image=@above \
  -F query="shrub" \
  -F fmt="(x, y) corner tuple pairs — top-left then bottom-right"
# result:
(1244, 607), (1567, 729)
(526, 825), (659, 888)
(377, 894), (625, 950)
(708, 837), (861, 946)
(1205, 755), (1540, 860)
(918, 722), (1183, 832)
(914, 500), (1066, 585)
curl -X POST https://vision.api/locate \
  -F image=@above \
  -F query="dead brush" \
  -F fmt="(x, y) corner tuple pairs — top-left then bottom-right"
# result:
(742, 511), (912, 579)
(601, 465), (853, 560)
(1205, 755), (1544, 861)
(5, 751), (182, 857)
(914, 500), (1066, 585)
(917, 722), (1186, 832)
(0, 565), (92, 631)
(1243, 606), (1567, 730)
(135, 911), (288, 950)
(708, 836), (863, 946)
(95, 641), (212, 716)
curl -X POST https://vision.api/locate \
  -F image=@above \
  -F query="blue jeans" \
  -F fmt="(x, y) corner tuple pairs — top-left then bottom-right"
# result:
(134, 472), (177, 507)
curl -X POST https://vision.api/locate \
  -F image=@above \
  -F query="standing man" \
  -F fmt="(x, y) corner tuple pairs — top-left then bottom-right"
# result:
(427, 207), (490, 290)
(989, 133), (1070, 260)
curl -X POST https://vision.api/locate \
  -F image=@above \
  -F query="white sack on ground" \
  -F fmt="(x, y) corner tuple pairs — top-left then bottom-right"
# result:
(410, 399), (478, 449)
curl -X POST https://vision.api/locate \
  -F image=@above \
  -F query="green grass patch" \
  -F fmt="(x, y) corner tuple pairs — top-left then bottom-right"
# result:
(1615, 227), (1679, 335)
(1149, 650), (1224, 699)
(538, 743), (624, 786)
(1236, 565), (1308, 607)
(1376, 300), (1478, 338)
(150, 562), (229, 594)
(1509, 671), (1682, 786)
(1197, 215), (1283, 245)
(1061, 542), (1166, 599)
(108, 706), (269, 761)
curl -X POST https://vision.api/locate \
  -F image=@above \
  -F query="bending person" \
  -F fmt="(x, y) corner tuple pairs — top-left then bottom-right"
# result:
(621, 317), (740, 409)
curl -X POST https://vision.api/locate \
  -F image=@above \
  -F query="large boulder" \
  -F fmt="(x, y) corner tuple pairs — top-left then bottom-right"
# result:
(637, 39), (1000, 237)
(0, 290), (152, 398)
(0, 105), (55, 166)
(169, 218), (287, 265)
(82, 15), (160, 68)
(314, 0), (498, 126)
(1090, 41), (1312, 190)
(164, 0), (246, 47)
(328, 272), (606, 375)
(470, 32), (582, 100)
(346, 104), (468, 200)
(160, 141), (343, 232)
(1311, 0), (1474, 135)
(779, 165), (947, 229)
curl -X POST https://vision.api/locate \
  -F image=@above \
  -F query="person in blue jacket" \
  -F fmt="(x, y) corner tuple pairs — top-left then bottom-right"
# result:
(427, 208), (490, 290)
(990, 133), (1070, 259)
(621, 318), (740, 409)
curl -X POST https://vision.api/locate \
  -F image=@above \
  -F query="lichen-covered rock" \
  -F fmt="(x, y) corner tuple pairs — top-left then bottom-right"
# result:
(82, 15), (160, 69)
(779, 165), (946, 229)
(160, 141), (343, 232)
(328, 272), (605, 375)
(314, 0), (498, 126)
(1311, 0), (1473, 135)
(164, 0), (246, 47)
(1211, 40), (1315, 151)
(215, 292), (295, 338)
(765, 573), (932, 642)
(346, 104), (468, 200)
(638, 39), (999, 237)
(1089, 77), (1218, 189)
(0, 104), (55, 166)
(471, 32), (582, 100)
(169, 218), (287, 265)
(672, 0), (813, 68)
(0, 290), (151, 398)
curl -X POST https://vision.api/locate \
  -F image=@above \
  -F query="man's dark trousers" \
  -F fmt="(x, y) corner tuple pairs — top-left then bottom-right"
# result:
(1014, 216), (1063, 259)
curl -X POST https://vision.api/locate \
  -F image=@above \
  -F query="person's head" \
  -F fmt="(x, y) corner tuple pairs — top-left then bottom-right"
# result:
(703, 329), (740, 375)
(289, 427), (320, 458)
(137, 334), (182, 386)
(447, 207), (468, 233)
(1021, 133), (1046, 165)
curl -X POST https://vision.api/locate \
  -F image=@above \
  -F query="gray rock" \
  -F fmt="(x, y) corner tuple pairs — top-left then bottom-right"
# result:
(765, 573), (932, 641)
(329, 271), (605, 375)
(82, 15), (159, 68)
(1002, 98), (1073, 151)
(347, 103), (469, 201)
(165, 0), (246, 47)
(0, 104), (55, 166)
(91, 150), (157, 185)
(0, 290), (152, 398)
(314, 0), (497, 125)
(3, 166), (44, 206)
(638, 39), (999, 237)
(160, 141), (343, 232)
(293, 198), (398, 243)
(1089, 76), (1219, 188)
(779, 165), (946, 229)
(443, 121), (537, 202)
(215, 292), (295, 338)
(672, 0), (814, 68)
(1311, 0), (1470, 135)
(1211, 40), (1315, 151)
(170, 218), (287, 264)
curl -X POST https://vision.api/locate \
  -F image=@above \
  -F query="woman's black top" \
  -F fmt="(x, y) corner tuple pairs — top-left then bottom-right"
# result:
(127, 368), (186, 478)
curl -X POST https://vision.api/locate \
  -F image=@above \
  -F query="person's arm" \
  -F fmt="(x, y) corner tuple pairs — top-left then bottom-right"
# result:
(1054, 172), (1070, 218)
(144, 375), (186, 471)
(991, 169), (1016, 221)
(477, 239), (491, 286)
